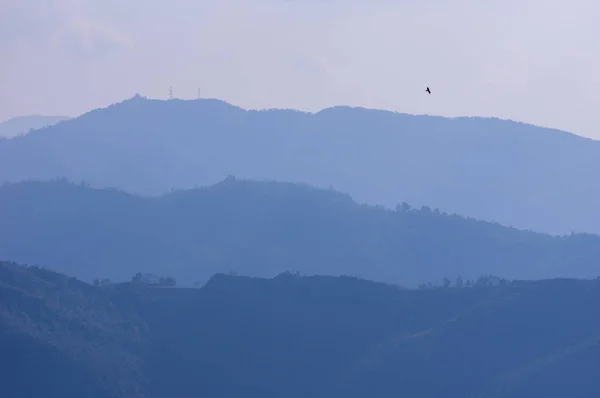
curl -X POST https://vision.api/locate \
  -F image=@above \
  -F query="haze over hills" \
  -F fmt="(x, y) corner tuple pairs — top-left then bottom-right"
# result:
(0, 115), (70, 138)
(1, 178), (599, 286)
(2, 261), (600, 398)
(4, 1), (600, 395)
(1, 96), (598, 235)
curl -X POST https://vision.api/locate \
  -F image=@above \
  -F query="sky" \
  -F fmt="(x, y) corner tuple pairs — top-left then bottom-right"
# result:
(1, 0), (600, 139)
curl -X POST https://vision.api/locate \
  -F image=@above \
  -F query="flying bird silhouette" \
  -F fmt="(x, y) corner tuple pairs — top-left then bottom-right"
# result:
(426, 87), (431, 94)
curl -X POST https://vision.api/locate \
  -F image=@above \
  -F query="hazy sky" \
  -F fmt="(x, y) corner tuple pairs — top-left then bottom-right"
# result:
(2, 0), (599, 139)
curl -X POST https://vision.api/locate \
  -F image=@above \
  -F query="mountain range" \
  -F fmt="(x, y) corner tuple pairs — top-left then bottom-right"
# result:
(1, 178), (599, 286)
(1, 95), (599, 235)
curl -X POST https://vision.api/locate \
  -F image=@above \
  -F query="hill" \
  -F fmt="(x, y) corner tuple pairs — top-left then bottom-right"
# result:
(0, 96), (599, 235)
(0, 261), (148, 398)
(1, 178), (599, 286)
(0, 115), (70, 138)
(1, 261), (599, 398)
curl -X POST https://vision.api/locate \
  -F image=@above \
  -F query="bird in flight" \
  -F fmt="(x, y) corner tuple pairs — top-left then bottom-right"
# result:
(426, 87), (431, 94)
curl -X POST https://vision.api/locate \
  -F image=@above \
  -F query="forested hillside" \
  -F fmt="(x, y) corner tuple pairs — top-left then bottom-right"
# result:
(0, 261), (148, 398)
(1, 261), (599, 398)
(1, 178), (599, 286)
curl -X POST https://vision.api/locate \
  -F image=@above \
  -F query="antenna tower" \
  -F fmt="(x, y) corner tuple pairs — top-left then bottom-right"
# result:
(169, 86), (173, 100)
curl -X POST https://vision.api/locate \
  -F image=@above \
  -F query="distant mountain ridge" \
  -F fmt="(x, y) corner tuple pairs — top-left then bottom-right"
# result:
(1, 178), (599, 286)
(0, 96), (599, 234)
(0, 115), (70, 137)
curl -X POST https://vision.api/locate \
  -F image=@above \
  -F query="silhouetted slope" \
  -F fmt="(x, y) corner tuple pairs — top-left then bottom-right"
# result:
(140, 273), (476, 398)
(1, 178), (599, 286)
(1, 96), (599, 234)
(477, 336), (600, 397)
(350, 278), (600, 398)
(2, 262), (599, 397)
(142, 273), (600, 398)
(0, 261), (148, 398)
(0, 115), (70, 137)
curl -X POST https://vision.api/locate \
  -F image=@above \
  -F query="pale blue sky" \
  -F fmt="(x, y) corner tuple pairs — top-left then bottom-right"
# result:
(1, 0), (599, 138)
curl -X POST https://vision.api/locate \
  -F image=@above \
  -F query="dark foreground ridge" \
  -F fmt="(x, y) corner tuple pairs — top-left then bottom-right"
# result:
(1, 178), (600, 286)
(2, 261), (599, 398)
